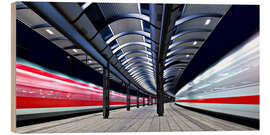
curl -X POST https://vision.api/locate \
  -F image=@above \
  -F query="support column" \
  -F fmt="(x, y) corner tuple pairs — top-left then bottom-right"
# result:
(136, 90), (139, 108)
(126, 83), (130, 111)
(143, 97), (145, 106)
(155, 4), (176, 117)
(157, 63), (164, 116)
(103, 62), (110, 119)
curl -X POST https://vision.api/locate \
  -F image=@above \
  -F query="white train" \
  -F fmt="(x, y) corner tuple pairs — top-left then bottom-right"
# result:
(175, 33), (259, 119)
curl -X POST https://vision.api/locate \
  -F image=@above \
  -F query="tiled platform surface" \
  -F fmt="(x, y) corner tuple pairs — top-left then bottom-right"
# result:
(16, 103), (256, 133)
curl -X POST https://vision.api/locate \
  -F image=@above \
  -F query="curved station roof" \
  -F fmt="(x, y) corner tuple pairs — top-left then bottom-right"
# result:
(16, 2), (234, 97)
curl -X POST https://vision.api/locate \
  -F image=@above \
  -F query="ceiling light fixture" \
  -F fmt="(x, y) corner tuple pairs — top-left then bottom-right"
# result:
(45, 29), (54, 35)
(72, 49), (78, 53)
(186, 54), (190, 58)
(81, 2), (91, 10)
(193, 41), (197, 45)
(204, 19), (211, 25)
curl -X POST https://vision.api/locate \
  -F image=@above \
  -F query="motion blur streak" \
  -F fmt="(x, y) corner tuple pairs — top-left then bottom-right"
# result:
(176, 95), (259, 104)
(16, 62), (154, 117)
(175, 33), (259, 119)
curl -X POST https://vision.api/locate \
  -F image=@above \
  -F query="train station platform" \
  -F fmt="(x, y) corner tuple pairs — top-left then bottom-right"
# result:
(12, 3), (260, 133)
(16, 103), (255, 133)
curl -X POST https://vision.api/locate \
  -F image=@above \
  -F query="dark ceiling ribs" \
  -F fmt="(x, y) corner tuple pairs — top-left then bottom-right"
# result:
(16, 2), (231, 98)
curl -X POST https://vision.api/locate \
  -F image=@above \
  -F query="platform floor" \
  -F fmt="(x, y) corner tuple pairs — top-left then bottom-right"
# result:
(16, 103), (256, 133)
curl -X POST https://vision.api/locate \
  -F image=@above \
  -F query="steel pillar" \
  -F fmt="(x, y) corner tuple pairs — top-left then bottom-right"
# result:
(103, 62), (110, 119)
(136, 90), (139, 108)
(157, 62), (164, 116)
(126, 83), (130, 111)
(156, 4), (177, 117)
(143, 97), (145, 106)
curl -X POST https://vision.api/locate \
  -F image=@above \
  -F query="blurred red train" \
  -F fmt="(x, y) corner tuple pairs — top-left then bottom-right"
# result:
(16, 62), (154, 121)
(175, 33), (259, 120)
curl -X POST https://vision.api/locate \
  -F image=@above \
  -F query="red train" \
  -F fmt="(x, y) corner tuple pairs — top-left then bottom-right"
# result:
(175, 34), (259, 120)
(16, 62), (150, 121)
